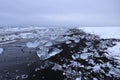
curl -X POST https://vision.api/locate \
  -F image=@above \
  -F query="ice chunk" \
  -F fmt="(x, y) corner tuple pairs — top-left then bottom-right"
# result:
(40, 40), (48, 44)
(37, 50), (48, 60)
(72, 53), (80, 60)
(26, 41), (39, 48)
(82, 48), (88, 53)
(93, 78), (98, 80)
(21, 74), (28, 79)
(70, 61), (81, 67)
(50, 35), (58, 40)
(37, 47), (49, 60)
(66, 40), (72, 44)
(88, 59), (95, 65)
(37, 47), (62, 60)
(93, 65), (101, 72)
(44, 41), (53, 47)
(48, 48), (62, 58)
(0, 48), (3, 54)
(35, 68), (40, 72)
(52, 64), (62, 71)
(74, 38), (80, 43)
(64, 36), (71, 40)
(94, 52), (100, 58)
(80, 53), (88, 60)
(75, 77), (81, 80)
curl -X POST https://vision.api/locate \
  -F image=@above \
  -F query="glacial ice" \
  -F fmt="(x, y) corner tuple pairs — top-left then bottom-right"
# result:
(44, 41), (53, 47)
(80, 53), (89, 60)
(26, 41), (39, 48)
(75, 77), (81, 80)
(0, 48), (3, 54)
(48, 48), (62, 58)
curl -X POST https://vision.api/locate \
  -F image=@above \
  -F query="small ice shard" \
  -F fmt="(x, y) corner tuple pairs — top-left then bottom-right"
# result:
(26, 41), (39, 48)
(74, 38), (80, 43)
(82, 48), (88, 53)
(48, 48), (62, 58)
(94, 52), (100, 58)
(44, 41), (53, 47)
(80, 53), (88, 60)
(75, 77), (81, 80)
(16, 76), (20, 80)
(88, 59), (95, 65)
(40, 40), (47, 44)
(0, 48), (3, 54)
(21, 74), (28, 79)
(72, 53), (80, 60)
(50, 35), (58, 40)
(93, 65), (101, 72)
(70, 61), (81, 67)
(52, 64), (62, 71)
(64, 36), (72, 40)
(66, 40), (72, 44)
(37, 50), (48, 60)
(56, 38), (65, 42)
(93, 78), (98, 80)
(37, 48), (62, 60)
(35, 68), (40, 72)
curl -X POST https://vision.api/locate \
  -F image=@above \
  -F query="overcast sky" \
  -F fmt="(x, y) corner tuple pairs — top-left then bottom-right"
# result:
(0, 0), (120, 26)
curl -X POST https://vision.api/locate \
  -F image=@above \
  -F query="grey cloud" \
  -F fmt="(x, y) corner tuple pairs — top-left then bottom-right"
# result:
(0, 0), (120, 26)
